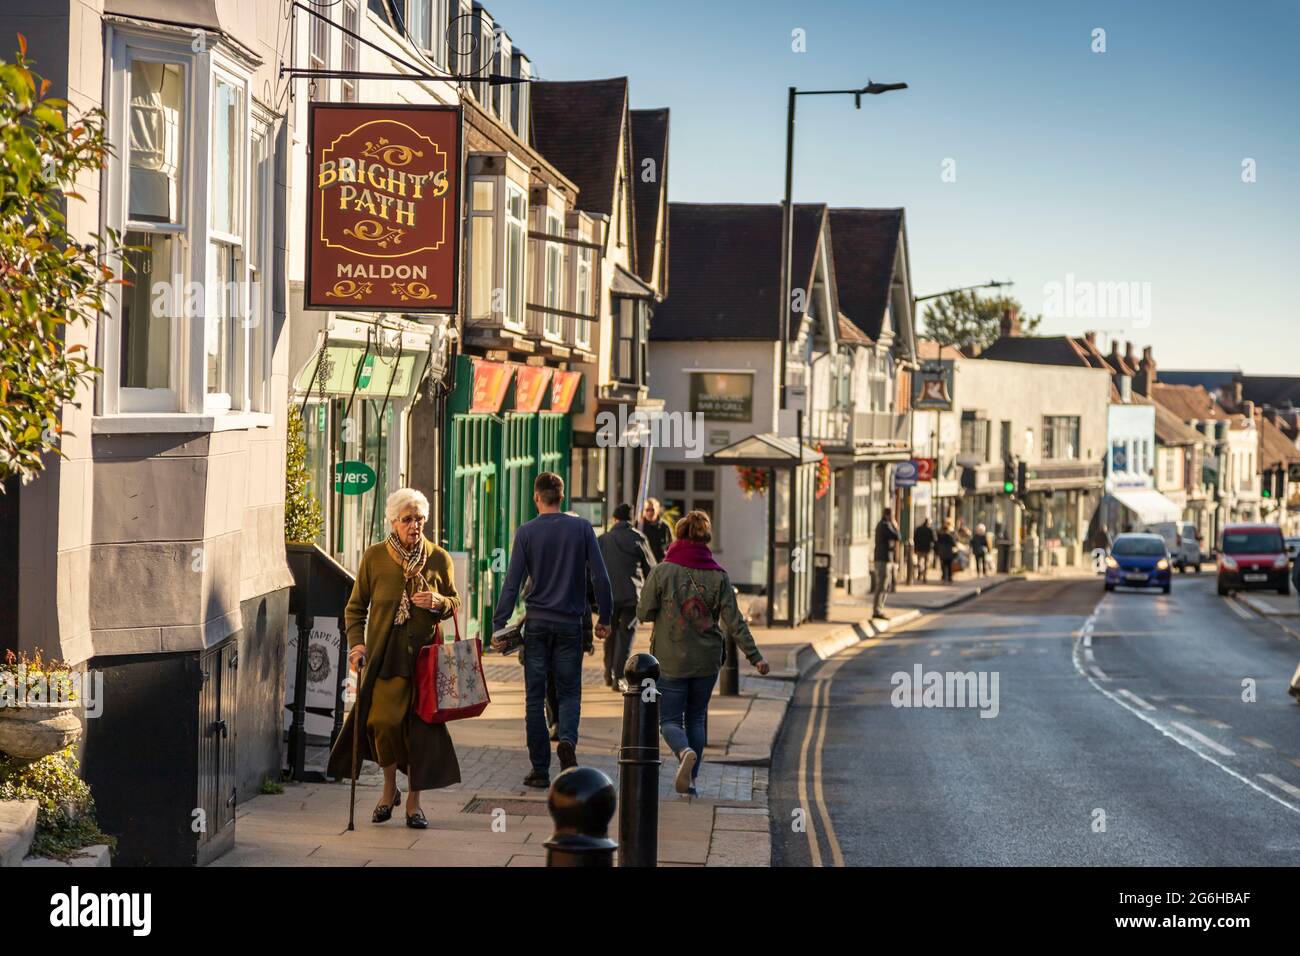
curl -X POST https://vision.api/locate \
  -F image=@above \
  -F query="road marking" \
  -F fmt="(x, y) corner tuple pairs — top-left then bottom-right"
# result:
(1171, 721), (1236, 757)
(811, 681), (845, 867)
(1259, 774), (1300, 801)
(1083, 633), (1092, 648)
(929, 649), (941, 657)
(1240, 736), (1274, 751)
(1072, 596), (1300, 818)
(1203, 718), (1231, 730)
(1089, 665), (1109, 680)
(1171, 704), (1197, 715)
(795, 680), (823, 867)
(1115, 689), (1155, 711)
(1226, 598), (1254, 621)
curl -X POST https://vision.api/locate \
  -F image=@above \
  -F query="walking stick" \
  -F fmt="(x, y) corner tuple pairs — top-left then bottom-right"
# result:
(347, 654), (362, 831)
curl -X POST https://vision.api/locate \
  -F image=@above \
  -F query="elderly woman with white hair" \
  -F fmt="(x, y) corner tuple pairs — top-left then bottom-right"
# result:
(327, 488), (461, 828)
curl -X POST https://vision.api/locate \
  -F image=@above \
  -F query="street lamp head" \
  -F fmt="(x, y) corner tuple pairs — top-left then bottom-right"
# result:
(862, 80), (908, 95)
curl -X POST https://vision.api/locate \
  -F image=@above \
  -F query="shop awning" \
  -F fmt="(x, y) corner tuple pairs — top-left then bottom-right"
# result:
(1107, 488), (1181, 525)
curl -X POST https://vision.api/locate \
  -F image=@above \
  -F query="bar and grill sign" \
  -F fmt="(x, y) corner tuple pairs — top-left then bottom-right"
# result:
(305, 103), (461, 312)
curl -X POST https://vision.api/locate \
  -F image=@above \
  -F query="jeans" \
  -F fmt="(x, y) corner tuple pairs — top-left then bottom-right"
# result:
(974, 551), (988, 575)
(604, 602), (638, 684)
(872, 560), (892, 616)
(522, 619), (583, 773)
(657, 672), (718, 780)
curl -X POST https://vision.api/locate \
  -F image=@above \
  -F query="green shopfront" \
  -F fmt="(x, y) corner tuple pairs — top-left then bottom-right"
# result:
(444, 355), (584, 641)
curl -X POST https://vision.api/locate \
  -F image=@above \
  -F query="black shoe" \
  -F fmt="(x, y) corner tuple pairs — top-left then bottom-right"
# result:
(603, 672), (614, 687)
(523, 770), (550, 789)
(405, 808), (428, 829)
(557, 739), (577, 770)
(372, 787), (401, 824)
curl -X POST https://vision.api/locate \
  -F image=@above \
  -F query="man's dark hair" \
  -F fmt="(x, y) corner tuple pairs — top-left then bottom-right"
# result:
(612, 503), (632, 522)
(882, 508), (893, 519)
(534, 471), (564, 506)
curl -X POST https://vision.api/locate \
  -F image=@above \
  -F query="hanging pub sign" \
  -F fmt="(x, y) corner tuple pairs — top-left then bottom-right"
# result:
(305, 103), (462, 312)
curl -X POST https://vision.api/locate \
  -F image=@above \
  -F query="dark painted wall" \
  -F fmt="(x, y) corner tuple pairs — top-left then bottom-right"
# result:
(235, 588), (289, 801)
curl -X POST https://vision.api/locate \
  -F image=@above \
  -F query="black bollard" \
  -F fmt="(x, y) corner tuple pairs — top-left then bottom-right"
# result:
(718, 632), (739, 696)
(618, 652), (661, 867)
(544, 766), (617, 867)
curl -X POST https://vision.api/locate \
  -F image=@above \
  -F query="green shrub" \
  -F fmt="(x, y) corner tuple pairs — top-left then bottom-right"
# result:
(0, 747), (115, 861)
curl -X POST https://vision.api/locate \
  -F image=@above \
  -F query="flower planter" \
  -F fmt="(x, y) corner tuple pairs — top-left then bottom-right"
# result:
(0, 707), (83, 762)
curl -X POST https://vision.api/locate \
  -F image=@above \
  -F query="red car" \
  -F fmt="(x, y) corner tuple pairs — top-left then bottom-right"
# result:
(1216, 523), (1291, 596)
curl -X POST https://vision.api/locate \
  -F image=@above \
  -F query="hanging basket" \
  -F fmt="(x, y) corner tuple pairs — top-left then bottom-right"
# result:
(812, 442), (831, 500)
(735, 465), (769, 499)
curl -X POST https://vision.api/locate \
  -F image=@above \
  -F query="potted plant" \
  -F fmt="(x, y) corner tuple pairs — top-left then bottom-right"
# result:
(0, 649), (83, 762)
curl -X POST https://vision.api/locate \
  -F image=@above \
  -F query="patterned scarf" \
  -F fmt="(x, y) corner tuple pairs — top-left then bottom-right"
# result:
(385, 532), (427, 626)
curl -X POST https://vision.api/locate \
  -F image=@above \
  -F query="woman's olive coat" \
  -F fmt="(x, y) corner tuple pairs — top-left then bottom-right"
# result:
(326, 537), (462, 791)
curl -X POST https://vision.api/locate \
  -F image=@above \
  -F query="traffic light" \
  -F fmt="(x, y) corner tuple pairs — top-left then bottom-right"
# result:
(1016, 460), (1028, 498)
(1002, 458), (1016, 494)
(1262, 467), (1273, 498)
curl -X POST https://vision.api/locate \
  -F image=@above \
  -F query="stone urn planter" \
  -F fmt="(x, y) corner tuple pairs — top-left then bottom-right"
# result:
(0, 707), (83, 762)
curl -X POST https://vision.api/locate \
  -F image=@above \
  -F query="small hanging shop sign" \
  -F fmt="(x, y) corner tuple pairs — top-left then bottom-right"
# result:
(470, 359), (514, 413)
(305, 103), (461, 312)
(550, 370), (583, 413)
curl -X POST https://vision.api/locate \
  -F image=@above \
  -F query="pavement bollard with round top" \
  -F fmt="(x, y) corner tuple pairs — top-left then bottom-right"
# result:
(618, 652), (662, 867)
(544, 766), (617, 867)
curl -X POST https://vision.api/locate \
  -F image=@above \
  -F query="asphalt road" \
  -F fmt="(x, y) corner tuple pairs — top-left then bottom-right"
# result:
(771, 574), (1300, 866)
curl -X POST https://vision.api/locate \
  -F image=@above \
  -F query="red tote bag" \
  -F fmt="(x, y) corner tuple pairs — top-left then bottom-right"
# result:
(414, 610), (491, 724)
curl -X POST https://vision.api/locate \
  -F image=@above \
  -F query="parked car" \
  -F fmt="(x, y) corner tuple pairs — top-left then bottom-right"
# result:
(1286, 536), (1300, 564)
(1104, 533), (1173, 594)
(1216, 523), (1290, 596)
(1139, 521), (1202, 572)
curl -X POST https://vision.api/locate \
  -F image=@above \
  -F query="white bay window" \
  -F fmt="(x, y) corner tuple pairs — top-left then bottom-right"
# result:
(101, 28), (271, 427)
(465, 153), (529, 332)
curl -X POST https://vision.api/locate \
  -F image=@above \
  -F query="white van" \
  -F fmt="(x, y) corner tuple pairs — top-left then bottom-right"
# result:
(1140, 521), (1202, 572)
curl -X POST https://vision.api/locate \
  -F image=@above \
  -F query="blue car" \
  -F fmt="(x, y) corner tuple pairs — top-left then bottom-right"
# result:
(1104, 533), (1172, 594)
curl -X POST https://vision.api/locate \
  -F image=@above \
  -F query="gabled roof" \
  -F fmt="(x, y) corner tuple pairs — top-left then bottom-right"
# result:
(1154, 402), (1205, 446)
(629, 108), (669, 291)
(1260, 416), (1300, 467)
(651, 203), (826, 341)
(530, 78), (630, 221)
(827, 208), (904, 341)
(837, 314), (874, 346)
(704, 433), (823, 466)
(1151, 383), (1230, 422)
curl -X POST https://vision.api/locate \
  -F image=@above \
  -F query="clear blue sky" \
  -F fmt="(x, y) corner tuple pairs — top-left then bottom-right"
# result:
(487, 0), (1298, 374)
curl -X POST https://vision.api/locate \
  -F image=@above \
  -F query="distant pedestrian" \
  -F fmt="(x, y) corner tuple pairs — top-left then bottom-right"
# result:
(872, 508), (901, 619)
(936, 519), (958, 583)
(913, 518), (935, 583)
(637, 511), (769, 796)
(491, 473), (613, 789)
(599, 503), (657, 691)
(972, 522), (990, 576)
(639, 498), (673, 564)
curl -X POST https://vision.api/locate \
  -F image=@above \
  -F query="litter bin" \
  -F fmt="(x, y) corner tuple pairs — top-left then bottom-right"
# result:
(996, 539), (1011, 574)
(811, 552), (833, 621)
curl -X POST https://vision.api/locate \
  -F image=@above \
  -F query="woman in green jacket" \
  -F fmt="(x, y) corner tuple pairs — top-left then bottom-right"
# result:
(636, 511), (769, 796)
(326, 488), (461, 828)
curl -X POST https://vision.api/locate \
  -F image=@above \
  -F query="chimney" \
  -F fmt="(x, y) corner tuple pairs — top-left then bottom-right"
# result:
(1107, 341), (1122, 370)
(1083, 330), (1097, 348)
(1123, 341), (1136, 370)
(1135, 345), (1157, 397)
(1241, 400), (1255, 421)
(999, 306), (1020, 338)
(1231, 380), (1243, 410)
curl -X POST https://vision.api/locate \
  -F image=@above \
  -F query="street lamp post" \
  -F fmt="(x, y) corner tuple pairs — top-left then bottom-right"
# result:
(779, 81), (907, 411)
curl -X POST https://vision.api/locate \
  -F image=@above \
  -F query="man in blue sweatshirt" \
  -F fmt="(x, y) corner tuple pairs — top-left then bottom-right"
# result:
(491, 472), (613, 787)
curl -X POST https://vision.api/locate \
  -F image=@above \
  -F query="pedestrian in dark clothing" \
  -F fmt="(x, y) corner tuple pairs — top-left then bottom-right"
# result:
(936, 519), (957, 583)
(599, 503), (657, 692)
(913, 518), (935, 583)
(872, 509), (901, 618)
(972, 522), (990, 576)
(491, 472), (613, 789)
(639, 497), (673, 564)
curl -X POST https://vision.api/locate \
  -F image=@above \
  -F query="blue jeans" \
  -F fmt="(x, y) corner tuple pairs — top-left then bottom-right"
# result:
(522, 619), (583, 773)
(657, 672), (718, 780)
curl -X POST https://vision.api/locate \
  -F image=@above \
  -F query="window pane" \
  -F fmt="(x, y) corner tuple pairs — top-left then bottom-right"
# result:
(470, 215), (493, 318)
(693, 469), (715, 493)
(472, 179), (494, 211)
(129, 61), (185, 223)
(664, 468), (686, 492)
(407, 0), (430, 48)
(207, 243), (239, 404)
(210, 78), (242, 235)
(121, 231), (175, 389)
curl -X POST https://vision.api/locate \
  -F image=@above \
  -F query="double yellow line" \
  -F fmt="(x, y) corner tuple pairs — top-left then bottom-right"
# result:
(794, 617), (931, 867)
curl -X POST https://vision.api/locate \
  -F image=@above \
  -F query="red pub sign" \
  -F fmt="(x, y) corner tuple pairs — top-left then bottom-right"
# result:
(305, 103), (461, 312)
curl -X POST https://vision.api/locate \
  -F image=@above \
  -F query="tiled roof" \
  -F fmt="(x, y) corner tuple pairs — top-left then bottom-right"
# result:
(1260, 416), (1300, 467)
(1151, 383), (1230, 421)
(837, 313), (874, 346)
(915, 339), (963, 360)
(977, 335), (1094, 367)
(530, 78), (629, 218)
(1154, 402), (1205, 445)
(827, 209), (903, 341)
(651, 203), (825, 342)
(629, 108), (669, 289)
